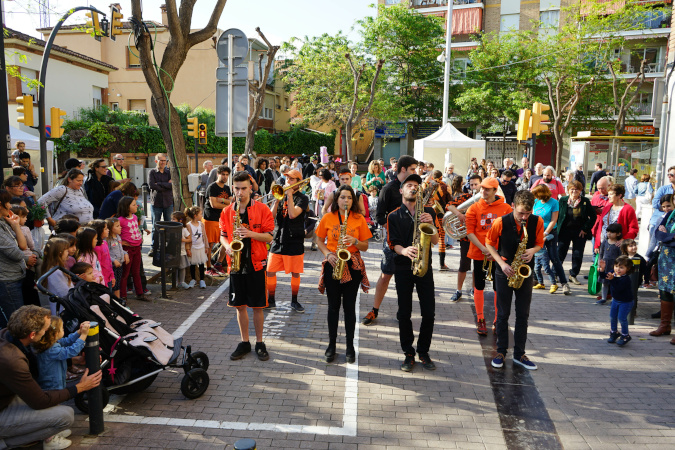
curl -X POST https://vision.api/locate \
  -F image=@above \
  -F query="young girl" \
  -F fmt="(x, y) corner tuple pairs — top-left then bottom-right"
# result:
(532, 247), (555, 290)
(600, 256), (635, 346)
(171, 211), (192, 290)
(88, 219), (115, 290)
(105, 218), (129, 300)
(39, 237), (73, 314)
(76, 227), (104, 285)
(621, 239), (647, 287)
(597, 223), (623, 305)
(118, 196), (147, 301)
(367, 185), (378, 222)
(11, 205), (41, 306)
(56, 233), (77, 270)
(185, 206), (208, 289)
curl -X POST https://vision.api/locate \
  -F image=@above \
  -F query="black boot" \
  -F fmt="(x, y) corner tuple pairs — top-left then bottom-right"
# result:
(325, 341), (336, 363)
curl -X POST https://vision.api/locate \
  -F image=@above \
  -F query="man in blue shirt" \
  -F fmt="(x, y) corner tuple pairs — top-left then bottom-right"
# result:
(647, 166), (675, 256)
(624, 169), (638, 209)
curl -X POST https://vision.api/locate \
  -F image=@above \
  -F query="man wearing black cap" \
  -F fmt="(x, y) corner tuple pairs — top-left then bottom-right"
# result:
(386, 173), (439, 372)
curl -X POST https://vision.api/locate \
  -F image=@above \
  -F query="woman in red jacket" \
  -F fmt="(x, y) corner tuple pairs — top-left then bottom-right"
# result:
(592, 184), (639, 250)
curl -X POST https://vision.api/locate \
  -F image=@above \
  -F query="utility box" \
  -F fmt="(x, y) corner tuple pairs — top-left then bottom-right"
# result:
(187, 173), (200, 192)
(128, 164), (145, 187)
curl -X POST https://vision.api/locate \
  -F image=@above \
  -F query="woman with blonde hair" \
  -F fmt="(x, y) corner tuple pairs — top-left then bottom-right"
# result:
(636, 173), (654, 219)
(364, 160), (385, 193)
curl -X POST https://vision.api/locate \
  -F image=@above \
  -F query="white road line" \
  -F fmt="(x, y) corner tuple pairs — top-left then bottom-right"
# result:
(104, 279), (360, 436)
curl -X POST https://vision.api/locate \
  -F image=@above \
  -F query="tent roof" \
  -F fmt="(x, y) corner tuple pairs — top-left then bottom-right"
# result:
(11, 126), (54, 150)
(415, 123), (485, 149)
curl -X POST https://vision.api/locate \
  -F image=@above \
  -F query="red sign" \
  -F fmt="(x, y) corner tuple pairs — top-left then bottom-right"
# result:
(623, 125), (655, 136)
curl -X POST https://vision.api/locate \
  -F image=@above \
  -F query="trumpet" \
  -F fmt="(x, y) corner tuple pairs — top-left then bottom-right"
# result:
(483, 256), (493, 282)
(271, 178), (311, 201)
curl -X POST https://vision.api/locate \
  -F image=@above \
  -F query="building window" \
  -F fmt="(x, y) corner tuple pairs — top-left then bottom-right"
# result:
(452, 58), (472, 77)
(500, 14), (520, 32)
(128, 46), (140, 68)
(129, 99), (146, 113)
(92, 87), (102, 109)
(111, 102), (120, 111)
(385, 0), (401, 4)
(539, 10), (559, 36)
(21, 68), (38, 98)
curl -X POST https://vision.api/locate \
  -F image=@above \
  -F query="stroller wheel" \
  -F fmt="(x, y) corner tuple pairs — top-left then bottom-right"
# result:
(181, 368), (209, 399)
(74, 386), (110, 414)
(185, 351), (210, 373)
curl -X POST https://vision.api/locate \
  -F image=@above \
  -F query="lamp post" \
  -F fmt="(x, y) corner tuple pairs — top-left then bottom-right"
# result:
(439, 0), (454, 126)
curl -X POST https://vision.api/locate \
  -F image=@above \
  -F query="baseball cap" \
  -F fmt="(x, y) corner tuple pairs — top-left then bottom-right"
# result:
(481, 177), (499, 189)
(65, 158), (82, 170)
(402, 173), (423, 186)
(287, 169), (302, 181)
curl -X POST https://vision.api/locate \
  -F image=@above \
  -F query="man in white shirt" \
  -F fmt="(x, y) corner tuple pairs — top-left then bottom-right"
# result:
(623, 168), (638, 209)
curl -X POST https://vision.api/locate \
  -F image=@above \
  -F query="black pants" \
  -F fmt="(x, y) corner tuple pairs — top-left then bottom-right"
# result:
(494, 269), (533, 360)
(558, 228), (587, 278)
(395, 267), (435, 356)
(323, 268), (362, 348)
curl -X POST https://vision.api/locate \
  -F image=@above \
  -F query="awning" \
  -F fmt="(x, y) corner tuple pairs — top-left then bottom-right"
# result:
(453, 45), (478, 52)
(433, 8), (483, 35)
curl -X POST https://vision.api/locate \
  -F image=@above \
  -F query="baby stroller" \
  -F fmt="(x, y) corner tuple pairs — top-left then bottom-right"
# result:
(37, 267), (210, 413)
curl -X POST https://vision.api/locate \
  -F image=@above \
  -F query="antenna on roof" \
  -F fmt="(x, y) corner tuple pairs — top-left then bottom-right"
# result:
(38, 0), (50, 28)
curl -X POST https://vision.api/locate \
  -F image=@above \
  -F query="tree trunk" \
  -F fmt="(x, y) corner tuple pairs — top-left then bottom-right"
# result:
(344, 122), (353, 162)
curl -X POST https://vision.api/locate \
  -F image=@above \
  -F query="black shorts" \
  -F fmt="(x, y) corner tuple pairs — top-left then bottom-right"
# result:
(380, 229), (395, 276)
(228, 271), (267, 308)
(459, 239), (471, 273)
(473, 258), (496, 291)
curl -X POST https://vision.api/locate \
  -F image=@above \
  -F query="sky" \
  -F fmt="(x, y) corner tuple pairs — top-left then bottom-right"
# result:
(4, 0), (377, 48)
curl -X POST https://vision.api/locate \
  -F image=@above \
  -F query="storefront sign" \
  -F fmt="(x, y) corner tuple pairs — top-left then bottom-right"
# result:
(623, 125), (655, 135)
(374, 122), (407, 139)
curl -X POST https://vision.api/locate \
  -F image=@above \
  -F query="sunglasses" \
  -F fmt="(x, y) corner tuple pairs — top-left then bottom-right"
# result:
(668, 173), (675, 177)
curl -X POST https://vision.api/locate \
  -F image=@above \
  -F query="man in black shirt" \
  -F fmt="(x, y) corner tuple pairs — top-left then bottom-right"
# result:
(387, 174), (439, 372)
(589, 163), (607, 193)
(267, 169), (309, 312)
(499, 170), (517, 206)
(203, 165), (232, 276)
(361, 155), (418, 326)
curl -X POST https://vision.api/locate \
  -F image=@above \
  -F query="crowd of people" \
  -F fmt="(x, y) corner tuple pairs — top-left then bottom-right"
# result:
(2, 143), (674, 448)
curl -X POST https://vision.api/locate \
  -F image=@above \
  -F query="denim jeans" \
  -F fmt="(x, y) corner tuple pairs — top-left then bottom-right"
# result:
(151, 205), (174, 247)
(610, 300), (634, 335)
(534, 251), (555, 285)
(558, 228), (587, 278)
(545, 230), (567, 285)
(0, 396), (73, 449)
(0, 279), (25, 328)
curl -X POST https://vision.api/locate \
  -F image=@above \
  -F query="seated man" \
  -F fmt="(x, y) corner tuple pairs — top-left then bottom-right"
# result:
(0, 306), (101, 449)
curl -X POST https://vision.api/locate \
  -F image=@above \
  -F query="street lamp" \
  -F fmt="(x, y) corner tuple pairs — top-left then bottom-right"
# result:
(100, 17), (109, 37)
(441, 1), (454, 126)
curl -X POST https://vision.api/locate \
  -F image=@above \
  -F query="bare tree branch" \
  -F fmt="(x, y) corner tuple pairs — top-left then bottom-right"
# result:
(188, 0), (227, 47)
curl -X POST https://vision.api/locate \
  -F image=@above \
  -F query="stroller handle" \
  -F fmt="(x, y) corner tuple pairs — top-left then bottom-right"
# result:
(36, 266), (83, 296)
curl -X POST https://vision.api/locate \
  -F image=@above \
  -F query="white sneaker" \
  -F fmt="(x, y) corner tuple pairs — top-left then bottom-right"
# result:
(562, 283), (571, 295)
(44, 435), (72, 449)
(180, 282), (190, 289)
(54, 430), (72, 439)
(199, 280), (206, 289)
(569, 276), (581, 285)
(188, 280), (196, 288)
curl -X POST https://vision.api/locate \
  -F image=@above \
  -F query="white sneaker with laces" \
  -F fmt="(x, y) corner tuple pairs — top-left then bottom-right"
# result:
(180, 282), (190, 289)
(54, 430), (72, 439)
(199, 280), (206, 289)
(562, 283), (571, 295)
(188, 280), (196, 288)
(43, 434), (72, 450)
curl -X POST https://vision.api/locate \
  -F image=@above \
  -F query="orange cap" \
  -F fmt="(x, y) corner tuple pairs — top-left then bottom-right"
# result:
(481, 177), (499, 189)
(287, 169), (302, 181)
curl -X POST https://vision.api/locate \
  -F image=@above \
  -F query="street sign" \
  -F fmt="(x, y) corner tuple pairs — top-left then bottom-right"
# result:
(216, 66), (248, 81)
(216, 28), (248, 66)
(215, 81), (248, 137)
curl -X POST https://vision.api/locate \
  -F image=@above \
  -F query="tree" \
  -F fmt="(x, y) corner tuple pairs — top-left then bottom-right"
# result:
(130, 0), (226, 209)
(245, 28), (279, 158)
(359, 4), (445, 139)
(281, 33), (388, 161)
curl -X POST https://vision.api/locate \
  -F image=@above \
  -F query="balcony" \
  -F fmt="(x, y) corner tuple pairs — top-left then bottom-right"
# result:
(629, 102), (652, 117)
(408, 0), (482, 7)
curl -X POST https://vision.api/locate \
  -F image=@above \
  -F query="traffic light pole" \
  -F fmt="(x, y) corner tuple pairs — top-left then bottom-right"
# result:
(0, 0), (12, 183)
(194, 137), (198, 175)
(530, 133), (537, 167)
(37, 6), (105, 194)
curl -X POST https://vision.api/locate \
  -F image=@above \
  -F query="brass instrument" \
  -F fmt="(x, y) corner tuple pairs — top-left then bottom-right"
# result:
(483, 257), (493, 282)
(230, 198), (244, 272)
(411, 183), (438, 277)
(317, 189), (325, 201)
(332, 205), (351, 280)
(507, 220), (532, 289)
(271, 178), (311, 201)
(442, 192), (481, 240)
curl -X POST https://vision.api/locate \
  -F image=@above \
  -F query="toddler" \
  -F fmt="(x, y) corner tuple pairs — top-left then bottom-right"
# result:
(76, 227), (104, 285)
(70, 261), (97, 283)
(171, 211), (192, 289)
(621, 239), (647, 287)
(597, 223), (623, 305)
(105, 218), (129, 299)
(185, 206), (208, 289)
(600, 256), (635, 346)
(88, 220), (115, 289)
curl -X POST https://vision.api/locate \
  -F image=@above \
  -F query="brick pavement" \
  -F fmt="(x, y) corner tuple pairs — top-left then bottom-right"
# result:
(53, 235), (674, 449)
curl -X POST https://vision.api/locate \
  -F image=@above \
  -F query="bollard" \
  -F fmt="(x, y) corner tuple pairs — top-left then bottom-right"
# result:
(233, 438), (256, 450)
(159, 228), (168, 299)
(85, 321), (104, 435)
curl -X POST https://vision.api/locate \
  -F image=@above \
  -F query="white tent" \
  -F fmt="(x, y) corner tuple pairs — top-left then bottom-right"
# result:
(10, 126), (54, 193)
(10, 126), (53, 152)
(413, 123), (485, 174)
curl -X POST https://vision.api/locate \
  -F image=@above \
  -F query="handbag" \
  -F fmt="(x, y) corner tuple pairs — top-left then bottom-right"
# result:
(588, 253), (603, 295)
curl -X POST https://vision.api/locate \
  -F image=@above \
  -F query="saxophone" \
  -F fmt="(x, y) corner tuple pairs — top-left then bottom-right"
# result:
(411, 183), (438, 277)
(332, 205), (351, 280)
(230, 198), (244, 272)
(507, 220), (533, 289)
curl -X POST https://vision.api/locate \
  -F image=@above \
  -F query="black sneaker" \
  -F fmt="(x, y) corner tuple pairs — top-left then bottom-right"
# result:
(255, 342), (269, 361)
(401, 354), (415, 372)
(616, 335), (632, 346)
(325, 345), (336, 363)
(361, 310), (377, 325)
(346, 347), (356, 364)
(418, 353), (436, 370)
(266, 297), (276, 309)
(450, 290), (462, 302)
(291, 301), (305, 313)
(607, 331), (621, 343)
(230, 341), (251, 360)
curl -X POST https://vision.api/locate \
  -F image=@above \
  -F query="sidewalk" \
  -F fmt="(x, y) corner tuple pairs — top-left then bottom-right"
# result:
(59, 237), (674, 449)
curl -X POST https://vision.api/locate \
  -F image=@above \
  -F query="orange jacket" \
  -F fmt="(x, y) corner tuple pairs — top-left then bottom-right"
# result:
(465, 196), (513, 260)
(219, 199), (274, 272)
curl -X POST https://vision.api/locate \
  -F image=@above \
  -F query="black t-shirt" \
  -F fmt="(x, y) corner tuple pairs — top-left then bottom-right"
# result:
(270, 192), (309, 256)
(386, 204), (436, 268)
(203, 182), (231, 222)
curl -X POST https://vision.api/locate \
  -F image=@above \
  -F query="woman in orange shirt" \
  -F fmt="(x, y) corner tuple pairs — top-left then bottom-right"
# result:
(315, 185), (372, 364)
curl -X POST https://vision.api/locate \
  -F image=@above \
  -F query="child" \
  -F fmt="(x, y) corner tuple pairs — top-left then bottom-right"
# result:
(118, 196), (148, 301)
(88, 219), (115, 289)
(621, 239), (647, 287)
(70, 261), (96, 283)
(597, 223), (623, 305)
(53, 218), (79, 236)
(600, 255), (635, 346)
(185, 206), (209, 289)
(56, 233), (78, 270)
(171, 211), (192, 289)
(645, 194), (674, 288)
(105, 217), (129, 300)
(75, 227), (104, 285)
(39, 237), (73, 314)
(11, 205), (41, 306)
(367, 185), (379, 222)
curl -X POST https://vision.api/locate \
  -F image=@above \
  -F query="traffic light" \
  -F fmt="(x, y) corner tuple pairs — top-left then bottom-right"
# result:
(198, 124), (207, 145)
(531, 102), (550, 135)
(110, 5), (123, 41)
(50, 107), (67, 139)
(187, 117), (198, 138)
(16, 95), (34, 127)
(85, 11), (101, 40)
(517, 109), (531, 141)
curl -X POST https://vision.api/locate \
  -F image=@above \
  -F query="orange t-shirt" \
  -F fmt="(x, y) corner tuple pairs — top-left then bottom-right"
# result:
(316, 211), (372, 254)
(485, 215), (545, 253)
(465, 196), (513, 260)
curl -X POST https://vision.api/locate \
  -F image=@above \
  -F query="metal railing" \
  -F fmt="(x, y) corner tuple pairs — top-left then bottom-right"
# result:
(628, 102), (652, 116)
(409, 0), (481, 7)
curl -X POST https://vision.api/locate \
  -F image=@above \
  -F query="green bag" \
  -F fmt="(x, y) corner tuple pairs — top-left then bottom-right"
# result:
(588, 253), (603, 295)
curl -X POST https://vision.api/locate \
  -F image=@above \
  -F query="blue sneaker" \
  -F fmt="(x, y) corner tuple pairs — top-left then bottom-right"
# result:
(513, 355), (537, 370)
(491, 353), (504, 368)
(616, 335), (632, 346)
(607, 331), (621, 343)
(595, 299), (607, 305)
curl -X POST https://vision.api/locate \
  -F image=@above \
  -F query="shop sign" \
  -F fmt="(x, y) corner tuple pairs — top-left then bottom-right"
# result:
(623, 125), (655, 135)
